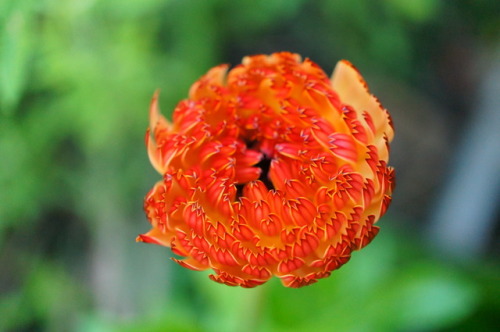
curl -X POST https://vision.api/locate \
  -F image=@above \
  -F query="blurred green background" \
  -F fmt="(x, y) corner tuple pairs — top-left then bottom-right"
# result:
(1, 0), (499, 331)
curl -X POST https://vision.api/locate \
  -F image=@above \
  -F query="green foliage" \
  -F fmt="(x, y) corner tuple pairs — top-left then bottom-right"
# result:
(0, 0), (498, 331)
(263, 230), (478, 332)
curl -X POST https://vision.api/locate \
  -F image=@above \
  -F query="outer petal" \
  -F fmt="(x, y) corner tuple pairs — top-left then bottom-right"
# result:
(136, 227), (170, 247)
(147, 91), (172, 174)
(331, 60), (394, 145)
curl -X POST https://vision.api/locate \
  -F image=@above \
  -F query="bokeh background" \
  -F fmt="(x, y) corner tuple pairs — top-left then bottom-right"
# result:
(1, 0), (499, 331)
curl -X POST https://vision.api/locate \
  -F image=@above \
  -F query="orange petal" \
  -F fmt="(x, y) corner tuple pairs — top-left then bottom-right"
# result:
(136, 227), (170, 247)
(331, 60), (394, 143)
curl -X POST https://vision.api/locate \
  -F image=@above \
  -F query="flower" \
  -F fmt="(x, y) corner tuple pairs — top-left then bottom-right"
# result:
(138, 52), (394, 288)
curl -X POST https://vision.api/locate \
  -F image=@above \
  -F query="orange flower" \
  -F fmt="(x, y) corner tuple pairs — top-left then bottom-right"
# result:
(138, 52), (394, 288)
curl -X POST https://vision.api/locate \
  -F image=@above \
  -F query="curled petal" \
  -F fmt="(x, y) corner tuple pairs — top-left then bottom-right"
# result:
(331, 60), (394, 145)
(136, 227), (170, 247)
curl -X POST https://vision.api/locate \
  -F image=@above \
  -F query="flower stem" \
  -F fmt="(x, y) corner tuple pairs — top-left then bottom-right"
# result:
(238, 285), (266, 332)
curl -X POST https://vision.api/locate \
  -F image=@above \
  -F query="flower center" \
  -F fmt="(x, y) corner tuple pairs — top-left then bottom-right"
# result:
(255, 156), (274, 190)
(243, 138), (276, 191)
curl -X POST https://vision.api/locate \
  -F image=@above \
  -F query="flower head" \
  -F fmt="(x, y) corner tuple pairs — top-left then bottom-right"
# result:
(138, 52), (394, 288)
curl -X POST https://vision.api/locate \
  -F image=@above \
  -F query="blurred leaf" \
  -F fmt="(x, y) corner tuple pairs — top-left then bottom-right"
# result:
(23, 261), (89, 330)
(265, 230), (479, 332)
(0, 291), (31, 331)
(76, 307), (202, 332)
(385, 0), (440, 23)
(220, 0), (304, 35)
(382, 262), (479, 330)
(0, 3), (33, 114)
(368, 22), (412, 77)
(0, 121), (41, 228)
(191, 271), (268, 332)
(0, 258), (88, 331)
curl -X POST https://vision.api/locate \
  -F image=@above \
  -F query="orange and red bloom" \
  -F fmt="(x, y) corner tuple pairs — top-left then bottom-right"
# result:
(138, 52), (394, 288)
